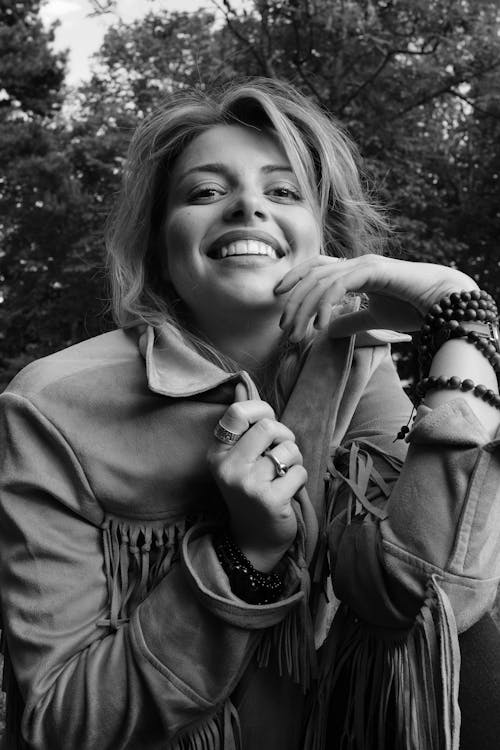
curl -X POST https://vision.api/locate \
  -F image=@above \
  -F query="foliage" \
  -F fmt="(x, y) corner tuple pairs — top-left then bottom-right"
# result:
(0, 0), (500, 390)
(0, 0), (109, 385)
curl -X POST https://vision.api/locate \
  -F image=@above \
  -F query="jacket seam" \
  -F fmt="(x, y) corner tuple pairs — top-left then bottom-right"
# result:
(1, 392), (102, 524)
(130, 609), (219, 711)
(382, 538), (500, 588)
(447, 448), (490, 574)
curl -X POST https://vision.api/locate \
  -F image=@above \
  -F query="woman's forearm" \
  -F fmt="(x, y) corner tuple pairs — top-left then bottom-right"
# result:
(425, 336), (500, 438)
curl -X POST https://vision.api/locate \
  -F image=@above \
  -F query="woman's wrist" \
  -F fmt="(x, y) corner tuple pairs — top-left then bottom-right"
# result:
(213, 531), (285, 604)
(417, 289), (500, 435)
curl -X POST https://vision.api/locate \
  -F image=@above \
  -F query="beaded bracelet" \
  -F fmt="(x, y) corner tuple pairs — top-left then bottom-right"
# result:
(416, 375), (500, 409)
(418, 289), (499, 374)
(396, 289), (500, 440)
(214, 532), (284, 605)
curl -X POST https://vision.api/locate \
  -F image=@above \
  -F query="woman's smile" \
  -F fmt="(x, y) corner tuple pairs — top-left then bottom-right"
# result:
(206, 229), (286, 261)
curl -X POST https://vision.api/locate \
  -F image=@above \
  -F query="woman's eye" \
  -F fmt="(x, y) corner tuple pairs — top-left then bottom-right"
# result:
(268, 185), (302, 201)
(189, 185), (226, 202)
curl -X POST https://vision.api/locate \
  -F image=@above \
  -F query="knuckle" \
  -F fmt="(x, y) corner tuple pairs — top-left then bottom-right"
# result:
(260, 401), (276, 419)
(282, 440), (302, 464)
(295, 465), (308, 484)
(226, 402), (245, 421)
(257, 417), (276, 435)
(240, 473), (259, 497)
(216, 460), (238, 487)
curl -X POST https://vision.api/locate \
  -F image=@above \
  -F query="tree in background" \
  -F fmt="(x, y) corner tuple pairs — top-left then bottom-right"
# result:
(1, 0), (499, 388)
(0, 0), (108, 382)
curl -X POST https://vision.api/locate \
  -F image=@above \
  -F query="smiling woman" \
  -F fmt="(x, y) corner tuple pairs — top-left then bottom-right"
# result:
(159, 124), (321, 366)
(1, 78), (500, 750)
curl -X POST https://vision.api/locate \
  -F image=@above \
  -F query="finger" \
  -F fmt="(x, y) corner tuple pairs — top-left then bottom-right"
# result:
(269, 464), (308, 500)
(287, 276), (344, 341)
(232, 419), (296, 462)
(279, 262), (353, 333)
(261, 440), (303, 479)
(283, 269), (355, 341)
(234, 382), (248, 403)
(275, 256), (345, 294)
(218, 400), (275, 436)
(279, 271), (326, 330)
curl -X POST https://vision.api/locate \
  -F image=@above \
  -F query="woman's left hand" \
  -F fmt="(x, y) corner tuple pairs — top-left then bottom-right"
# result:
(275, 254), (478, 342)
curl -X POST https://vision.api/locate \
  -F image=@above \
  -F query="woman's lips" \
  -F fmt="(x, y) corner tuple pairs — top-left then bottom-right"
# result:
(207, 229), (285, 259)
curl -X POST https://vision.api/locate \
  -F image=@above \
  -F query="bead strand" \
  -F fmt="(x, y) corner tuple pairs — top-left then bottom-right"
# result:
(214, 532), (284, 605)
(416, 375), (500, 410)
(418, 289), (499, 373)
(395, 288), (500, 440)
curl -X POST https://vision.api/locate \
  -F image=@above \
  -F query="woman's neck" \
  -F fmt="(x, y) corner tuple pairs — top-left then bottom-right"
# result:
(191, 308), (284, 374)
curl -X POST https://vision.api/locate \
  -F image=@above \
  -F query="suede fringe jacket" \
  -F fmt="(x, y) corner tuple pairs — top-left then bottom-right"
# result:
(1, 323), (500, 750)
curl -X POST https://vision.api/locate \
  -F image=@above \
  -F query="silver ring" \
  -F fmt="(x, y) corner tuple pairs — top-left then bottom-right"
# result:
(214, 421), (243, 446)
(264, 449), (289, 478)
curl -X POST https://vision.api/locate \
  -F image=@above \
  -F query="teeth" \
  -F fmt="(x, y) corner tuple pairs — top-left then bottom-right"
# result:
(218, 240), (278, 259)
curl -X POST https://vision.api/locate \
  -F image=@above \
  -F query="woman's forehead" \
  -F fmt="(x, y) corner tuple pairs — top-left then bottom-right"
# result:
(172, 124), (292, 176)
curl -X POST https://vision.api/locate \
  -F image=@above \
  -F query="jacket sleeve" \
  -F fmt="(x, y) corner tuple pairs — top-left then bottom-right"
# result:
(327, 346), (500, 632)
(305, 346), (500, 750)
(0, 392), (302, 750)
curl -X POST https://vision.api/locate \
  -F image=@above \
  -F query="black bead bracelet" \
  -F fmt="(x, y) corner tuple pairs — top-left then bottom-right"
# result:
(416, 375), (500, 409)
(418, 289), (499, 374)
(395, 289), (500, 441)
(214, 532), (284, 605)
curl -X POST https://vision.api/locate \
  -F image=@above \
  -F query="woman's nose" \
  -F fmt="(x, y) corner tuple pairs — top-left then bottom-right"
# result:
(223, 191), (268, 222)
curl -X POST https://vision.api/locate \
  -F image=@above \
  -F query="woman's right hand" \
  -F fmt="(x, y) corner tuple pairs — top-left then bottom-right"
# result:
(207, 398), (307, 572)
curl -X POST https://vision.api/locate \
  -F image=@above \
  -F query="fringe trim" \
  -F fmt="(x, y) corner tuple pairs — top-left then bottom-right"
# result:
(255, 562), (317, 690)
(170, 699), (242, 750)
(256, 497), (317, 691)
(304, 576), (461, 750)
(325, 442), (403, 525)
(99, 515), (193, 630)
(311, 441), (405, 649)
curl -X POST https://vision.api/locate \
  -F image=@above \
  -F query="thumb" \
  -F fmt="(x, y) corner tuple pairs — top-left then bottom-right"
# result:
(234, 382), (248, 402)
(216, 382), (251, 437)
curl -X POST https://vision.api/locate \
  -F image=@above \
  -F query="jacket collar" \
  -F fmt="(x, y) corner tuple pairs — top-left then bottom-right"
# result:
(140, 317), (410, 398)
(142, 323), (243, 398)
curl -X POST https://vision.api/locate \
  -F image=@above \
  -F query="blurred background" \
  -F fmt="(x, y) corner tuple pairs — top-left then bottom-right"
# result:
(0, 0), (499, 634)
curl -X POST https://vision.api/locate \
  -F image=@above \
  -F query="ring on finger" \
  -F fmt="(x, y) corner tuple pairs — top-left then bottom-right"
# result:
(264, 449), (289, 478)
(214, 421), (244, 446)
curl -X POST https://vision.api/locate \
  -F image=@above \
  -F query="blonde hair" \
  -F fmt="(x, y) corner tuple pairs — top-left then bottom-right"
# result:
(105, 77), (390, 409)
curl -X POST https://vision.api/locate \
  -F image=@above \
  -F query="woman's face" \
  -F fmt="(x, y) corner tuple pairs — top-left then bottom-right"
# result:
(161, 124), (321, 328)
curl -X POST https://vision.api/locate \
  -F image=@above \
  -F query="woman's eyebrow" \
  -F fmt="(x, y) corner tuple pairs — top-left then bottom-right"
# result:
(179, 163), (294, 181)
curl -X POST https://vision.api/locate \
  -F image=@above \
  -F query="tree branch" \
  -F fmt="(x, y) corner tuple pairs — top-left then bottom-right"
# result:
(387, 58), (500, 122)
(87, 0), (116, 17)
(450, 87), (500, 122)
(339, 49), (395, 109)
(210, 0), (277, 77)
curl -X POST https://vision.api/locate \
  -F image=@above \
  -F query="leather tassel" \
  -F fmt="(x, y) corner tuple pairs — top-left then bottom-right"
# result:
(170, 699), (242, 750)
(303, 578), (461, 750)
(98, 515), (197, 630)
